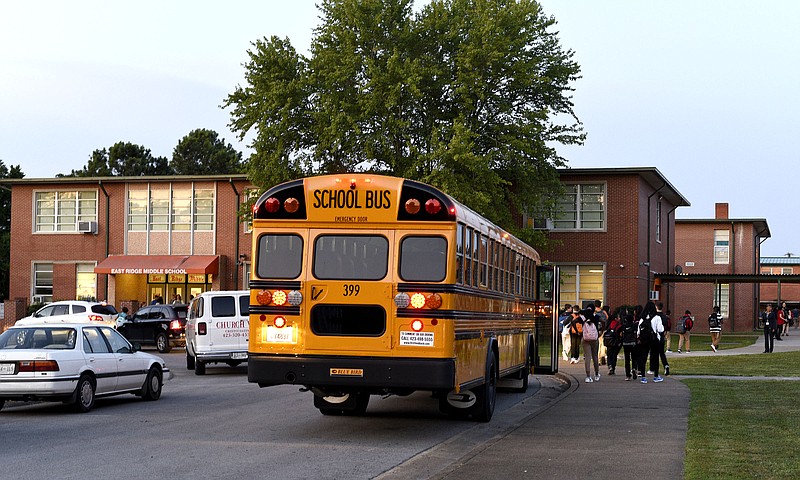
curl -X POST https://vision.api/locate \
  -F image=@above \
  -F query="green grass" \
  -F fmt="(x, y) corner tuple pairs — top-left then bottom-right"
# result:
(683, 379), (800, 479)
(666, 333), (758, 352)
(669, 350), (800, 377)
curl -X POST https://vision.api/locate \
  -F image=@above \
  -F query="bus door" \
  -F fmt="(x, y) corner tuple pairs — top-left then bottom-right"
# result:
(304, 230), (395, 354)
(533, 265), (559, 374)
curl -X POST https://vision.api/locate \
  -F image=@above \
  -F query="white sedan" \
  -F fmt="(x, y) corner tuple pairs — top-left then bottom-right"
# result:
(15, 301), (119, 327)
(0, 323), (170, 413)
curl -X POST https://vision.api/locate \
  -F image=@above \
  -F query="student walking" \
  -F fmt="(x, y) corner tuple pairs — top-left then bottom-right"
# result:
(675, 310), (693, 353)
(655, 302), (670, 375)
(708, 306), (723, 352)
(559, 304), (572, 361)
(603, 310), (623, 375)
(761, 304), (776, 353)
(581, 308), (601, 383)
(621, 312), (638, 381)
(643, 301), (665, 382)
(781, 302), (791, 337)
(568, 307), (584, 364)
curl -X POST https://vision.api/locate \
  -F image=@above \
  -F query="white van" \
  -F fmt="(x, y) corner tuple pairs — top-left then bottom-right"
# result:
(185, 290), (250, 375)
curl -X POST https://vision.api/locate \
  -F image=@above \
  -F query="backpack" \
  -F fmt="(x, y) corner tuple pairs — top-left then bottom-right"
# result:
(583, 321), (599, 341)
(685, 316), (693, 331)
(708, 314), (721, 329)
(663, 315), (672, 332)
(637, 319), (653, 345)
(603, 321), (621, 347)
(621, 318), (636, 346)
(675, 315), (687, 334)
(569, 316), (583, 335)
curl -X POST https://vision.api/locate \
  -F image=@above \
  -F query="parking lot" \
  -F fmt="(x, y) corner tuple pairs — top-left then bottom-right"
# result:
(0, 348), (546, 480)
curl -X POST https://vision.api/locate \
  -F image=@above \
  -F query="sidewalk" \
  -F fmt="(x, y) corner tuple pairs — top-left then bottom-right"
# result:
(429, 332), (800, 480)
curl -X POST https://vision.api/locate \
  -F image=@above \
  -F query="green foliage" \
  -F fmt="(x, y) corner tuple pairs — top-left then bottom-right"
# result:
(0, 160), (24, 300)
(63, 142), (171, 177)
(171, 129), (244, 175)
(224, 0), (583, 247)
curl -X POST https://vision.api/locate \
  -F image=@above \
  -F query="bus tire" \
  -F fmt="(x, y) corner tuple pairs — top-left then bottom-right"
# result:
(473, 352), (497, 422)
(314, 392), (368, 416)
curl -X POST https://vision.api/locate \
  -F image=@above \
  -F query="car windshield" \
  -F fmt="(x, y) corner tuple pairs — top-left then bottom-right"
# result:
(0, 328), (77, 350)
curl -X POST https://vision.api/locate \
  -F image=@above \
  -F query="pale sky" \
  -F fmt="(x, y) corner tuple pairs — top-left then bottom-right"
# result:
(1, 1), (798, 256)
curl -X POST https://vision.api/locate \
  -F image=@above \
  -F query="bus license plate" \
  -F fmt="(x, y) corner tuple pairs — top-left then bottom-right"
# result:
(0, 363), (15, 374)
(266, 326), (295, 343)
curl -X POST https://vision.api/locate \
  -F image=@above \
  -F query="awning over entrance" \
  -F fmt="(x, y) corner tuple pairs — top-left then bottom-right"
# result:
(94, 255), (219, 275)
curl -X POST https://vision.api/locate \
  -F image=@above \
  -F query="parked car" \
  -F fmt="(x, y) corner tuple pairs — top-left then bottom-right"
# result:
(16, 301), (119, 327)
(185, 290), (250, 375)
(117, 304), (187, 353)
(0, 323), (169, 413)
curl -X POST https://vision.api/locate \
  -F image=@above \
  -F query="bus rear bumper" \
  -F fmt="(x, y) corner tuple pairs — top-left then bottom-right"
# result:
(248, 354), (455, 391)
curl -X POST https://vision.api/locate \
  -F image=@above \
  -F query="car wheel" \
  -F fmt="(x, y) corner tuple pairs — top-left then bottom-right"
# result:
(74, 375), (95, 413)
(186, 350), (195, 370)
(195, 359), (206, 375)
(0, 399), (5, 411)
(156, 332), (171, 353)
(142, 366), (163, 401)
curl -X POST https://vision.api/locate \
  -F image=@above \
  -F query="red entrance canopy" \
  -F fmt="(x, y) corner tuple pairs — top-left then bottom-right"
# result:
(94, 255), (219, 275)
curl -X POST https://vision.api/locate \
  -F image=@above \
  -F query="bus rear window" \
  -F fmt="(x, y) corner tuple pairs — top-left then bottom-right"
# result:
(256, 234), (303, 279)
(400, 236), (447, 282)
(313, 235), (388, 280)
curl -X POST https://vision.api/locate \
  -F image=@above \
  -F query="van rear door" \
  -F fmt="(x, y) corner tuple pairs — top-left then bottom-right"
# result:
(208, 294), (249, 357)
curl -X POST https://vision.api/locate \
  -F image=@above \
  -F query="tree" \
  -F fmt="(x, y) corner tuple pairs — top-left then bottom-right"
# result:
(171, 129), (244, 175)
(63, 142), (171, 177)
(225, 0), (583, 246)
(0, 160), (24, 299)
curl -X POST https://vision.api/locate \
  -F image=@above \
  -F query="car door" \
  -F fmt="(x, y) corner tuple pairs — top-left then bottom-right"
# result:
(81, 326), (118, 393)
(124, 308), (149, 342)
(99, 327), (147, 391)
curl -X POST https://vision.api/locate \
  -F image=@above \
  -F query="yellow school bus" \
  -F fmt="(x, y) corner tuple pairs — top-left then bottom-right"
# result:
(247, 174), (558, 421)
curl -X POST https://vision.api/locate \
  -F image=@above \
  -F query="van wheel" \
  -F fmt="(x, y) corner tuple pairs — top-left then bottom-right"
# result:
(473, 353), (497, 422)
(194, 359), (206, 375)
(186, 351), (195, 370)
(156, 333), (171, 353)
(74, 375), (96, 413)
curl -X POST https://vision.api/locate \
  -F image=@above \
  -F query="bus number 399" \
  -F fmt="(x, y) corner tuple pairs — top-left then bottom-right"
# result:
(343, 284), (361, 296)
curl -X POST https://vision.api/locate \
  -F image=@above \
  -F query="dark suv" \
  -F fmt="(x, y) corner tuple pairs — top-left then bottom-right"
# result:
(118, 304), (188, 353)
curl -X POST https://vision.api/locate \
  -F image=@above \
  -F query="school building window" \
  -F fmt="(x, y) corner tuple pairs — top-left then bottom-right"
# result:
(716, 284), (730, 317)
(557, 264), (605, 308)
(127, 187), (215, 232)
(656, 198), (662, 243)
(34, 191), (97, 232)
(33, 263), (53, 303)
(76, 263), (97, 301)
(553, 184), (605, 230)
(714, 230), (730, 264)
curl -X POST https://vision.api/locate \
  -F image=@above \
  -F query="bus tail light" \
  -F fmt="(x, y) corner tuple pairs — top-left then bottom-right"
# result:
(404, 199), (421, 215)
(198, 322), (207, 335)
(271, 290), (287, 306)
(18, 360), (60, 372)
(284, 197), (299, 213)
(257, 290), (272, 305)
(394, 293), (410, 308)
(425, 198), (441, 215)
(411, 319), (424, 332)
(265, 197), (281, 213)
(273, 316), (287, 328)
(287, 290), (303, 306)
(425, 293), (442, 310)
(409, 293), (426, 309)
